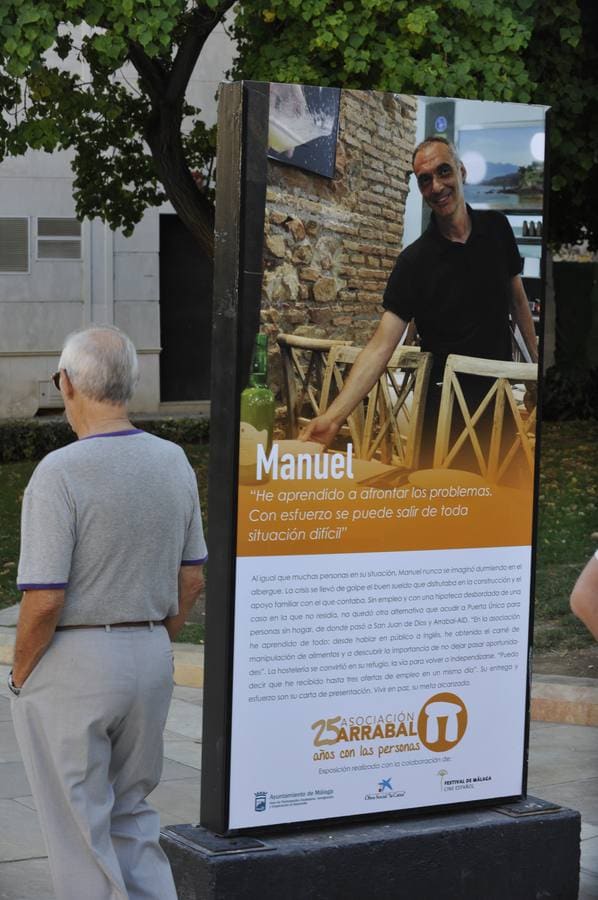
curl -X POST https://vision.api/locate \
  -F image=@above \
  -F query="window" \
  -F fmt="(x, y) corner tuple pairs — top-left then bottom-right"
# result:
(0, 218), (29, 273)
(37, 218), (81, 260)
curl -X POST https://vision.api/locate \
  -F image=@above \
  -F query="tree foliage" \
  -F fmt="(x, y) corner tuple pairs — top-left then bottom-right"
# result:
(0, 0), (235, 255)
(232, 0), (598, 250)
(524, 1), (598, 249)
(0, 1), (597, 252)
(233, 0), (536, 102)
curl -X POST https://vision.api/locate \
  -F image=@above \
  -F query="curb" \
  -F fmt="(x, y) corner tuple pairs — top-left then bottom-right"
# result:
(530, 674), (598, 727)
(172, 643), (204, 689)
(2, 627), (598, 724)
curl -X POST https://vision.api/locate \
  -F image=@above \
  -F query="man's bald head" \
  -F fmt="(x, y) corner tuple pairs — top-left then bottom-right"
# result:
(59, 325), (139, 405)
(412, 136), (461, 170)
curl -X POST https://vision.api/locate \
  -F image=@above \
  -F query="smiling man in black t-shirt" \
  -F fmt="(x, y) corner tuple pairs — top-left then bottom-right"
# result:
(301, 137), (538, 463)
(383, 200), (524, 384)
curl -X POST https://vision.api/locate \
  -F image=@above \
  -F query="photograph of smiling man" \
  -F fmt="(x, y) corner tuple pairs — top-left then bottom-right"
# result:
(302, 134), (539, 479)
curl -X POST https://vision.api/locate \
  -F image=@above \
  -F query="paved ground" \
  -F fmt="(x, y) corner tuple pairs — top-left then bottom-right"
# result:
(0, 660), (596, 899)
(0, 664), (202, 900)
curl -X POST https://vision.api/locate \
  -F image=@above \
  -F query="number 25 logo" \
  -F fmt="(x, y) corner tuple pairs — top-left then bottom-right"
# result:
(311, 716), (341, 747)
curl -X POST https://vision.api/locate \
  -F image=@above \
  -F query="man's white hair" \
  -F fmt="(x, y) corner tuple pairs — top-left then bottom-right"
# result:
(59, 325), (139, 404)
(412, 135), (462, 169)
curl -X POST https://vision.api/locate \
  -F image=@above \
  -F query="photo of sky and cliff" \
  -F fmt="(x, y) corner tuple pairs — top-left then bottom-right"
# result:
(458, 124), (544, 210)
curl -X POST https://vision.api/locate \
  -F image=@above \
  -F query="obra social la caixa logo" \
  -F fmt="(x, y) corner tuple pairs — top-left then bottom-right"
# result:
(310, 692), (468, 755)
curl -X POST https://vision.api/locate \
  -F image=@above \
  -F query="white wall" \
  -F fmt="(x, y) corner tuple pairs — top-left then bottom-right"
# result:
(0, 14), (235, 419)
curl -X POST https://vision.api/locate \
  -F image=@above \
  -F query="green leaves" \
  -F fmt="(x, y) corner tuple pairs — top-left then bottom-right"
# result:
(232, 0), (598, 249)
(559, 24), (581, 47)
(0, 0), (218, 249)
(524, 0), (598, 248)
(18, 7), (42, 25)
(404, 7), (438, 36)
(0, 0), (595, 251)
(233, 0), (535, 101)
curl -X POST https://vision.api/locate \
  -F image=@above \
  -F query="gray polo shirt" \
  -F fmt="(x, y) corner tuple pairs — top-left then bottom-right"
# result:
(17, 429), (207, 626)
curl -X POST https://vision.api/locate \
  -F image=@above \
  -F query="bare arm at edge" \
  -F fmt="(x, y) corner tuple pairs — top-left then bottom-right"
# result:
(164, 565), (205, 641)
(299, 311), (409, 446)
(510, 275), (538, 364)
(571, 556), (598, 640)
(13, 589), (65, 687)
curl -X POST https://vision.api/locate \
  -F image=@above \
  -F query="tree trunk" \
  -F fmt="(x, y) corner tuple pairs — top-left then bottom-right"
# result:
(145, 101), (215, 258)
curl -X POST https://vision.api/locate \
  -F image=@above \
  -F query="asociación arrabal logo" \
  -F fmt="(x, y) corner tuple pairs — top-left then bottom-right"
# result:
(417, 692), (468, 753)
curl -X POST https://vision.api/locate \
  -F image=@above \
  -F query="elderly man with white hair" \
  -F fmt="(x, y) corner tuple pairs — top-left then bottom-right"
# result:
(9, 325), (206, 900)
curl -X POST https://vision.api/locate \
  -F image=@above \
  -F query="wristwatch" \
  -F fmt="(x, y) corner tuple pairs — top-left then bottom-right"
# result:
(8, 671), (21, 696)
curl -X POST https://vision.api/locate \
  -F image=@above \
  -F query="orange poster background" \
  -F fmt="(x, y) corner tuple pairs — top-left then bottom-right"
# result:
(236, 474), (533, 558)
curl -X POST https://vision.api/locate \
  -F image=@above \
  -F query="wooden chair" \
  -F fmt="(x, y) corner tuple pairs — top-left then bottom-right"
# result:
(510, 320), (536, 363)
(433, 354), (537, 484)
(276, 333), (352, 438)
(319, 344), (432, 469)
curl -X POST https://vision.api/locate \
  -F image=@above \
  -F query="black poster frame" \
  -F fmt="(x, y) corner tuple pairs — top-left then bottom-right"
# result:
(200, 82), (549, 836)
(200, 81), (270, 834)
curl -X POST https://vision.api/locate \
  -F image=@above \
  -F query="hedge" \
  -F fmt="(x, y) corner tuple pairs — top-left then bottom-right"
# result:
(541, 366), (598, 421)
(0, 416), (210, 464)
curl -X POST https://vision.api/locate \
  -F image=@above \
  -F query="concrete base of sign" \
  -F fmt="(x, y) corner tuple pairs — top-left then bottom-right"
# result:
(161, 798), (580, 899)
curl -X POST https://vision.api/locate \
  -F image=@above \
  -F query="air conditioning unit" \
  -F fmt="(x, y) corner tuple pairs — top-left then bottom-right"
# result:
(38, 380), (64, 409)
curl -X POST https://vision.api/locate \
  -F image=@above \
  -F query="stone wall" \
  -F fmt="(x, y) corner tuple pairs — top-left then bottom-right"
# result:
(260, 89), (418, 391)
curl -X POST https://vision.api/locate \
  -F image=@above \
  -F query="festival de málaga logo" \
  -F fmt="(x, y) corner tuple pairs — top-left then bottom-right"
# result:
(437, 768), (493, 793)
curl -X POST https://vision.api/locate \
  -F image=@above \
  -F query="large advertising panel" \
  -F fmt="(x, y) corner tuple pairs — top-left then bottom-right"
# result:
(202, 82), (547, 833)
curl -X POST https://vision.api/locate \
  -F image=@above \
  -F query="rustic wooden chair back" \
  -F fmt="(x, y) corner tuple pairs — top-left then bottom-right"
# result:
(319, 344), (431, 467)
(510, 320), (535, 363)
(276, 334), (353, 438)
(433, 354), (537, 483)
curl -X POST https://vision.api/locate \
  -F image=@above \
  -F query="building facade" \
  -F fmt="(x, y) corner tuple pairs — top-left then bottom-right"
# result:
(0, 18), (233, 419)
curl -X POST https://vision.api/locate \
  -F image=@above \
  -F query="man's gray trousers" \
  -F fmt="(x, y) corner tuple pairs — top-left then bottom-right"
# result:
(11, 624), (178, 900)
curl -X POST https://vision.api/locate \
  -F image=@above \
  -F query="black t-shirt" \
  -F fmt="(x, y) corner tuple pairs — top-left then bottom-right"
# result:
(382, 207), (523, 381)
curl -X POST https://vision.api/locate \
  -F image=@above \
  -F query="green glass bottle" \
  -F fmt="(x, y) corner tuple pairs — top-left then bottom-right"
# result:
(239, 333), (275, 485)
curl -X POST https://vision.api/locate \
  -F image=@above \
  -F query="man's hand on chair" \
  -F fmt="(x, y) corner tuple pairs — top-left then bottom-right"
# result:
(300, 415), (340, 447)
(523, 382), (537, 413)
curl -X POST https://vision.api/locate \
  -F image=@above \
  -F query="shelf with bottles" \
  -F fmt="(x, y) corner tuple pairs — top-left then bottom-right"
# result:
(500, 210), (543, 281)
(504, 210), (543, 242)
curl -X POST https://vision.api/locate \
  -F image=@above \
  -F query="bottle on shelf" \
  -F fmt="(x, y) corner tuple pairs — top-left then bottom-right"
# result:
(239, 333), (276, 485)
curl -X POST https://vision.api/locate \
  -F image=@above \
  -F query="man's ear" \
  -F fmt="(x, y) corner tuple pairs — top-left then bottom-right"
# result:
(460, 163), (467, 184)
(61, 370), (76, 400)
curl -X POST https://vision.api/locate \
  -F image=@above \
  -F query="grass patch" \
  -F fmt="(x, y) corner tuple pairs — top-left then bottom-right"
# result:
(532, 618), (591, 654)
(0, 458), (37, 608)
(175, 623), (205, 644)
(533, 419), (598, 653)
(537, 420), (598, 566)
